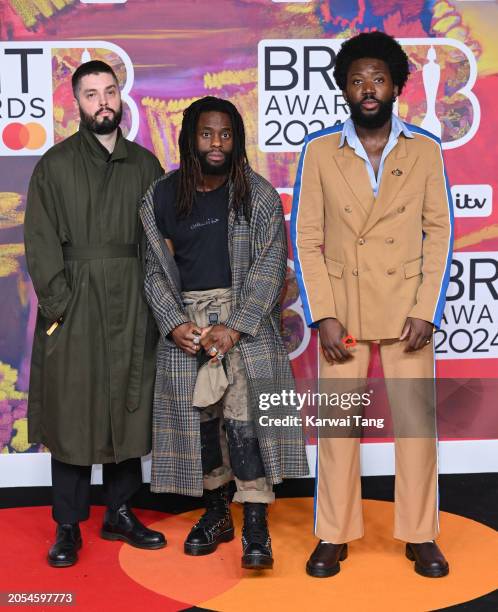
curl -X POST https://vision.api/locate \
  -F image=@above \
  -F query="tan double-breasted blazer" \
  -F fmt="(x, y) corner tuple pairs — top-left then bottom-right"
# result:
(291, 121), (454, 340)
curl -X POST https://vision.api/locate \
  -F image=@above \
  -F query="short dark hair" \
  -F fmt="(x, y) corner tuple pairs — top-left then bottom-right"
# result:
(71, 60), (119, 97)
(334, 32), (410, 93)
(177, 96), (251, 221)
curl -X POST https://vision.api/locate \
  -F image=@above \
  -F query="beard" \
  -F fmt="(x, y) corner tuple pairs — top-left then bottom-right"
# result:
(197, 150), (233, 176)
(347, 95), (394, 130)
(79, 104), (122, 135)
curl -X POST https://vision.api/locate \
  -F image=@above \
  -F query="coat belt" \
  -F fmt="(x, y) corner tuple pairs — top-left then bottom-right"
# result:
(62, 244), (138, 260)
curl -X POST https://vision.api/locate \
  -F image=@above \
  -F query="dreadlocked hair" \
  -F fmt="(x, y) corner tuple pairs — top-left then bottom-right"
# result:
(177, 96), (251, 222)
(334, 32), (410, 94)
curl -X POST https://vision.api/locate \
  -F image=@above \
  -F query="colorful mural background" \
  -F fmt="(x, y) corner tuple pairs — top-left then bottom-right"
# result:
(1, 0), (497, 459)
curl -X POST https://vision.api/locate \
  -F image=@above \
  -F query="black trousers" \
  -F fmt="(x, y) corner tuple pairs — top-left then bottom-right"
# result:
(51, 457), (142, 524)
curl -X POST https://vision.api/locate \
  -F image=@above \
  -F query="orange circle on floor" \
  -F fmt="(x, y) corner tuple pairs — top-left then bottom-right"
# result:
(119, 498), (498, 611)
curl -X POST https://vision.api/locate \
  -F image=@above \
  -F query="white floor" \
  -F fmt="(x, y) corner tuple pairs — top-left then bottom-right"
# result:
(1, 439), (497, 488)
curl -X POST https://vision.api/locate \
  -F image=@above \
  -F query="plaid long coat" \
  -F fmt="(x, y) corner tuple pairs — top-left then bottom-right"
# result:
(140, 168), (309, 496)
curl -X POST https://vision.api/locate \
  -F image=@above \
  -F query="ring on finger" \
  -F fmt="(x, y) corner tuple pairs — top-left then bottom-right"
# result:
(216, 353), (224, 361)
(193, 336), (200, 345)
(208, 346), (218, 356)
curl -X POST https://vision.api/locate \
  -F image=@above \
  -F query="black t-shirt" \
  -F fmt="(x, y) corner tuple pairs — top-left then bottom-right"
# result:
(153, 172), (232, 291)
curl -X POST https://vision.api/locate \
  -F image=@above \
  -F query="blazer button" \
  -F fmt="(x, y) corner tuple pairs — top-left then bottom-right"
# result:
(385, 237), (394, 244)
(387, 268), (396, 275)
(397, 205), (406, 213)
(344, 206), (352, 213)
(352, 268), (359, 276)
(358, 237), (365, 245)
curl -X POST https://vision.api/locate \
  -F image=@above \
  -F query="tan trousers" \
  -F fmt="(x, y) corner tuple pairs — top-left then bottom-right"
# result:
(315, 339), (439, 544)
(184, 288), (274, 505)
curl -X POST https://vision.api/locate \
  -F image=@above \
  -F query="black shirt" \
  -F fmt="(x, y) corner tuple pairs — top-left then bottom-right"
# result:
(153, 172), (232, 291)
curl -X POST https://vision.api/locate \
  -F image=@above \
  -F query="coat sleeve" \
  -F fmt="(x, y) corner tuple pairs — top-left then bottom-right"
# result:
(143, 238), (189, 337)
(24, 160), (72, 322)
(290, 136), (336, 327)
(224, 187), (287, 338)
(407, 139), (454, 327)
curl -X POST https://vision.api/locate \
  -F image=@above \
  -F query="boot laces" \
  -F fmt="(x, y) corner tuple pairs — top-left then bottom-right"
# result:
(243, 514), (269, 545)
(194, 505), (228, 531)
(193, 489), (230, 532)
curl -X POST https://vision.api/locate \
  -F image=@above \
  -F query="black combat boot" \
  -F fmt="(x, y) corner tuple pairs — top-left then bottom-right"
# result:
(184, 484), (234, 555)
(241, 502), (273, 569)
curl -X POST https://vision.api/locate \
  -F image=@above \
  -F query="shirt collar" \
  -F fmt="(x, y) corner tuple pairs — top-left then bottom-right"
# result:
(339, 114), (414, 148)
(79, 123), (128, 161)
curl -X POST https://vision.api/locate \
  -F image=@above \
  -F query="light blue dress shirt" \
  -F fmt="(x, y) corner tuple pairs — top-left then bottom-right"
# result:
(339, 115), (414, 197)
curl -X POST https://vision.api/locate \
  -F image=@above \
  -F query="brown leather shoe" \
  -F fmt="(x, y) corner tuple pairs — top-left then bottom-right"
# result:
(406, 542), (449, 577)
(306, 541), (348, 578)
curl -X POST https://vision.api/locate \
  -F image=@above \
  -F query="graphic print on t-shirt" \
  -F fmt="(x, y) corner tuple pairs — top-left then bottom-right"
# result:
(153, 172), (232, 291)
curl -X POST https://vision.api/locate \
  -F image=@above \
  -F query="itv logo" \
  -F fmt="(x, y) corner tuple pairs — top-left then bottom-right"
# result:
(451, 185), (492, 218)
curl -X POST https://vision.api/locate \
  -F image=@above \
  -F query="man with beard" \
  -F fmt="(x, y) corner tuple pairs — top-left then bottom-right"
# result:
(24, 60), (165, 567)
(141, 96), (308, 569)
(291, 32), (453, 577)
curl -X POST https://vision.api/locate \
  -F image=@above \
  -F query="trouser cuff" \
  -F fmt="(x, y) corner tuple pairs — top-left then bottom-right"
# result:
(315, 527), (364, 544)
(233, 490), (275, 504)
(52, 510), (89, 525)
(203, 471), (233, 491)
(394, 529), (440, 543)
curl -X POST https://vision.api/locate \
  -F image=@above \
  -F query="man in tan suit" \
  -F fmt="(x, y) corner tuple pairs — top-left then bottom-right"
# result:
(291, 32), (454, 578)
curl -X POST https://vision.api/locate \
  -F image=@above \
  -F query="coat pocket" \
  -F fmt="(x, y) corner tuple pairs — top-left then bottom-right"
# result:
(325, 257), (345, 278)
(403, 257), (423, 279)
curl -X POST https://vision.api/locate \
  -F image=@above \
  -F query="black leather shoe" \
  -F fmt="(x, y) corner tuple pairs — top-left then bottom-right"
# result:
(101, 504), (166, 549)
(47, 523), (82, 568)
(184, 484), (234, 556)
(406, 542), (449, 577)
(241, 503), (273, 570)
(306, 541), (348, 578)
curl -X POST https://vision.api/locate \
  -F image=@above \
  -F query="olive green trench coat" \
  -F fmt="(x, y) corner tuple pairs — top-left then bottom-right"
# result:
(24, 125), (163, 465)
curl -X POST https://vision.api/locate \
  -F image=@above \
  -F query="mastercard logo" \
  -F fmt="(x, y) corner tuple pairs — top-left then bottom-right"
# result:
(2, 122), (47, 150)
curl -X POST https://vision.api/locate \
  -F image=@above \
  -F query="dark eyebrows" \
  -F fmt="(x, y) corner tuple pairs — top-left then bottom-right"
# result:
(81, 84), (117, 94)
(350, 71), (387, 78)
(198, 125), (232, 131)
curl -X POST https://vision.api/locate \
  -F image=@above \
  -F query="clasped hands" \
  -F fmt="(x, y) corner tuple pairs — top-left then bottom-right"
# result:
(319, 316), (434, 364)
(171, 322), (240, 360)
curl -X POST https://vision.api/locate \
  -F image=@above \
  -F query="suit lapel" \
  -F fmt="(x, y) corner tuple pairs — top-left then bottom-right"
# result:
(334, 145), (374, 217)
(361, 136), (418, 236)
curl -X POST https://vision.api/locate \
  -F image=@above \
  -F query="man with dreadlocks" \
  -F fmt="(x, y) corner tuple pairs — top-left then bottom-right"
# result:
(292, 32), (453, 577)
(140, 96), (308, 569)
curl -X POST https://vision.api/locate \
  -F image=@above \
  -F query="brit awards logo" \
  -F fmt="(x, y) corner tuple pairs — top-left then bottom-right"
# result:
(0, 41), (139, 156)
(437, 253), (498, 359)
(277, 188), (312, 361)
(258, 38), (480, 152)
(0, 45), (53, 155)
